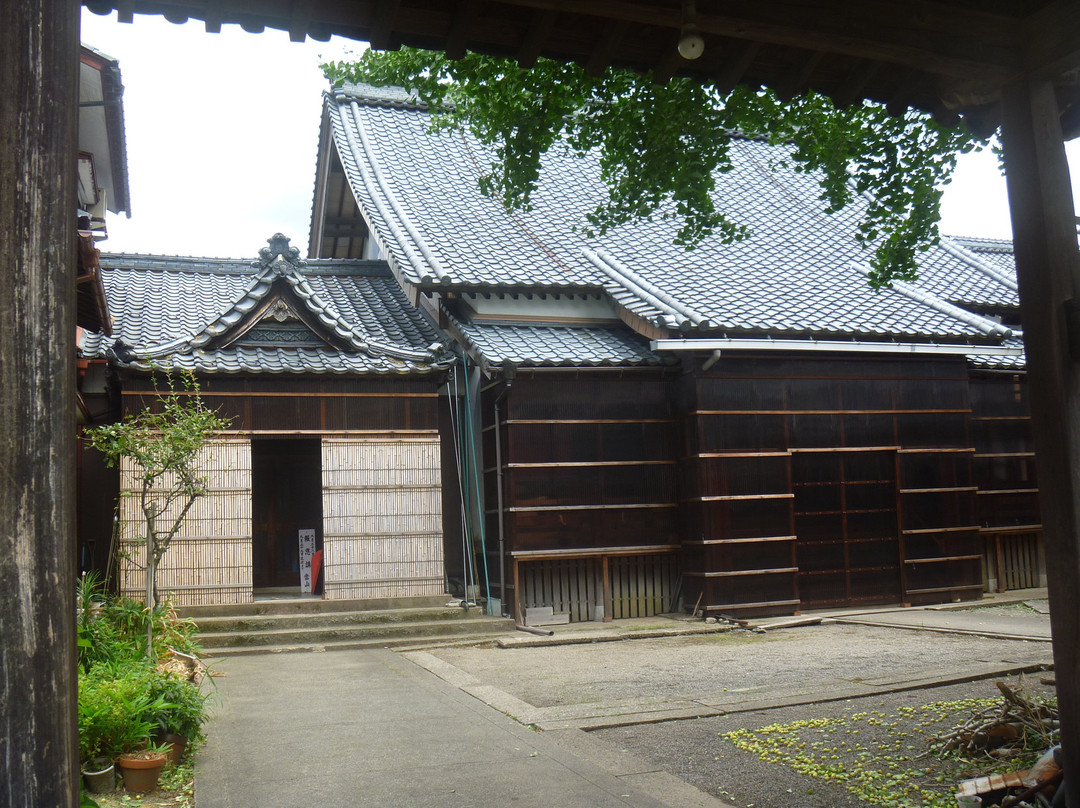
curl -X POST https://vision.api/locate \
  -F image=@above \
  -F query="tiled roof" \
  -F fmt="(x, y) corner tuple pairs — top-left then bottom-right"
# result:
(325, 83), (1017, 348)
(79, 235), (451, 375)
(451, 318), (664, 370)
(946, 235), (1019, 286)
(968, 336), (1027, 371)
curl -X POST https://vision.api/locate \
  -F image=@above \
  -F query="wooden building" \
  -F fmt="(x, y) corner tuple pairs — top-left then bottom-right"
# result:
(310, 83), (1035, 621)
(8, 5), (1080, 804)
(78, 234), (456, 605)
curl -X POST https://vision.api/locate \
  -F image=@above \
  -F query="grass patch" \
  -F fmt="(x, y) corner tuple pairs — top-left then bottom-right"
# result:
(721, 695), (1055, 808)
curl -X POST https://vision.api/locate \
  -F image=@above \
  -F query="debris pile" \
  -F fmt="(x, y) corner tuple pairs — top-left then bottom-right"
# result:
(935, 681), (1058, 758)
(941, 681), (1063, 808)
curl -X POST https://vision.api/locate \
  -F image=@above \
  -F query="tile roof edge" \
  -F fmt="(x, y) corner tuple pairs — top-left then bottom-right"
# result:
(334, 98), (452, 285)
(583, 248), (702, 331)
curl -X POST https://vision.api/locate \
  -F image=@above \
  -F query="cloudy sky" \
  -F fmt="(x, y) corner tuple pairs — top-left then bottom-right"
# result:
(82, 9), (1079, 261)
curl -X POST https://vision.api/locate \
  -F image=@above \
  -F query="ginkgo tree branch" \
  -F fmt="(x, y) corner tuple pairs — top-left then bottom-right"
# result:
(323, 48), (991, 287)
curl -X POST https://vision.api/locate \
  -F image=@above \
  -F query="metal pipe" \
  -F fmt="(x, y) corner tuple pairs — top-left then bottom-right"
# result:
(651, 337), (1023, 357)
(493, 381), (510, 618)
(516, 624), (554, 636)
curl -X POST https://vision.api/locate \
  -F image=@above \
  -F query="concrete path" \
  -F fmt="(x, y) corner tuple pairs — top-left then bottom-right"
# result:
(827, 604), (1051, 641)
(195, 648), (726, 808)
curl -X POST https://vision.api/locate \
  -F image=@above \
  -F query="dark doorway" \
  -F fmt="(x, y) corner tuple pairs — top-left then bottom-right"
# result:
(252, 438), (323, 591)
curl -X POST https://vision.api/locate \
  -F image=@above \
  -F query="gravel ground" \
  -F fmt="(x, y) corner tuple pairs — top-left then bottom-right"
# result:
(431, 624), (1051, 709)
(424, 618), (1055, 807)
(594, 675), (1058, 808)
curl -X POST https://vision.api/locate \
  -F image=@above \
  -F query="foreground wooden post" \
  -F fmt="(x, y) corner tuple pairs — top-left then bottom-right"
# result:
(1000, 77), (1080, 808)
(0, 0), (81, 805)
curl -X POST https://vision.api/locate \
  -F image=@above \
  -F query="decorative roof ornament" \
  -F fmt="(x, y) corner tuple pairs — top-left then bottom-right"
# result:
(268, 299), (299, 322)
(253, 233), (305, 273)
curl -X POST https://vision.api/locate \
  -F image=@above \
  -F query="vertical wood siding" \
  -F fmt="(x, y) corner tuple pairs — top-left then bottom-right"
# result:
(118, 439), (253, 606)
(321, 435), (444, 599)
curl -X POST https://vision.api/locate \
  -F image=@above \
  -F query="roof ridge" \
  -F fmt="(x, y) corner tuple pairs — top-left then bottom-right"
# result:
(937, 236), (1018, 292)
(849, 261), (1012, 339)
(584, 248), (710, 331)
(332, 81), (430, 111)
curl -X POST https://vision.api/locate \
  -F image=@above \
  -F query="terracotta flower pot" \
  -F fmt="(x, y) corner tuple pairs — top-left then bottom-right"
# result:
(160, 732), (188, 765)
(116, 751), (167, 793)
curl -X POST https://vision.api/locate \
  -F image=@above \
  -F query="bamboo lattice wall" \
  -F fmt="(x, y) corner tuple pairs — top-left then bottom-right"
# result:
(118, 438), (252, 606)
(321, 435), (444, 599)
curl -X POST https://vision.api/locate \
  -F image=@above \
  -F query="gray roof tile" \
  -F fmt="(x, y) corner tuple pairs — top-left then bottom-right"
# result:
(79, 238), (450, 375)
(326, 83), (1017, 347)
(453, 318), (663, 369)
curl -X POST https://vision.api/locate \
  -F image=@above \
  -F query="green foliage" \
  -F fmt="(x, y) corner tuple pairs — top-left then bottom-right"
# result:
(77, 575), (203, 671)
(77, 661), (162, 762)
(322, 49), (989, 287)
(88, 369), (231, 652)
(77, 575), (212, 764)
(145, 668), (210, 746)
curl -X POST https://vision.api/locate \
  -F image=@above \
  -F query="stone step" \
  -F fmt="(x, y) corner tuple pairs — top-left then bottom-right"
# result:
(191, 606), (480, 634)
(202, 628), (513, 657)
(176, 594), (450, 619)
(198, 616), (515, 652)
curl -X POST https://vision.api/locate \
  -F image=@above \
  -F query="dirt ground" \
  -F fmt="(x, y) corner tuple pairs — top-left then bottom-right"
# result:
(595, 675), (1057, 808)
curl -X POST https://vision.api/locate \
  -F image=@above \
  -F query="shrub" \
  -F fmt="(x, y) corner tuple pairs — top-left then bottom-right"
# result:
(76, 575), (211, 762)
(77, 661), (161, 762)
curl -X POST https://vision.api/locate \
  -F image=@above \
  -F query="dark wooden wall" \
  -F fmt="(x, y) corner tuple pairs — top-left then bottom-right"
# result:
(121, 375), (441, 432)
(676, 353), (982, 616)
(482, 371), (679, 617)
(969, 372), (1043, 590)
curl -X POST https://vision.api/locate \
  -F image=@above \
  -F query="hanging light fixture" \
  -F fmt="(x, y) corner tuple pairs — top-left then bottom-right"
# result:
(678, 0), (705, 60)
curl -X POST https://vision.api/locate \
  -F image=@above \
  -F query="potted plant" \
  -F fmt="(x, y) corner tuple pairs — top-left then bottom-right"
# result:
(78, 660), (173, 793)
(145, 668), (210, 764)
(114, 742), (169, 793)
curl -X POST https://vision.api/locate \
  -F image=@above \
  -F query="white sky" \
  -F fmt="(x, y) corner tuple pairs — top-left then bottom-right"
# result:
(82, 9), (1080, 260)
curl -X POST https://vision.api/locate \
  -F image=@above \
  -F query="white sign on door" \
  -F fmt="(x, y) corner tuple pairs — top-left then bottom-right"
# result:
(298, 529), (316, 594)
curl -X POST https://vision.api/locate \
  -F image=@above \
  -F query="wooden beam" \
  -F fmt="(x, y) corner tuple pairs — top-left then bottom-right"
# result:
(1000, 75), (1080, 808)
(445, 0), (480, 60)
(585, 18), (628, 77)
(1022, 0), (1080, 79)
(368, 0), (400, 51)
(650, 39), (683, 85)
(482, 0), (1019, 78)
(712, 39), (760, 95)
(0, 1), (80, 805)
(516, 7), (557, 69)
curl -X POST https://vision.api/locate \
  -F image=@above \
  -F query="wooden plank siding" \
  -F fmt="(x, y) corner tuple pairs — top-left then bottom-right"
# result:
(484, 372), (680, 622)
(117, 438), (253, 606)
(678, 354), (983, 616)
(969, 373), (1046, 590)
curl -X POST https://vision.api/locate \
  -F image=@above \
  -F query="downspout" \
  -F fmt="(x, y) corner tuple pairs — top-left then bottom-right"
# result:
(493, 377), (511, 618)
(461, 359), (493, 613)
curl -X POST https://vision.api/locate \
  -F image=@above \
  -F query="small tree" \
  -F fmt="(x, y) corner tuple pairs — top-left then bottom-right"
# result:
(89, 369), (232, 656)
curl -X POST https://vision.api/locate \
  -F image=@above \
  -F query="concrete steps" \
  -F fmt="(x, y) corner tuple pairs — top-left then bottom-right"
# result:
(178, 596), (515, 656)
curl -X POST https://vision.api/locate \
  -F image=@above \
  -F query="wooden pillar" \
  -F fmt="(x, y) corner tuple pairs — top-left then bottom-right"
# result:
(1000, 77), (1080, 808)
(0, 1), (80, 806)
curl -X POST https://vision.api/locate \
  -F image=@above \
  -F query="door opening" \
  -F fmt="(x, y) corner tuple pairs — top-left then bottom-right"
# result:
(252, 438), (323, 593)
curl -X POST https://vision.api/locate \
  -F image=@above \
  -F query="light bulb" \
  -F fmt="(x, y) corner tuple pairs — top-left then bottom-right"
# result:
(678, 31), (704, 60)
